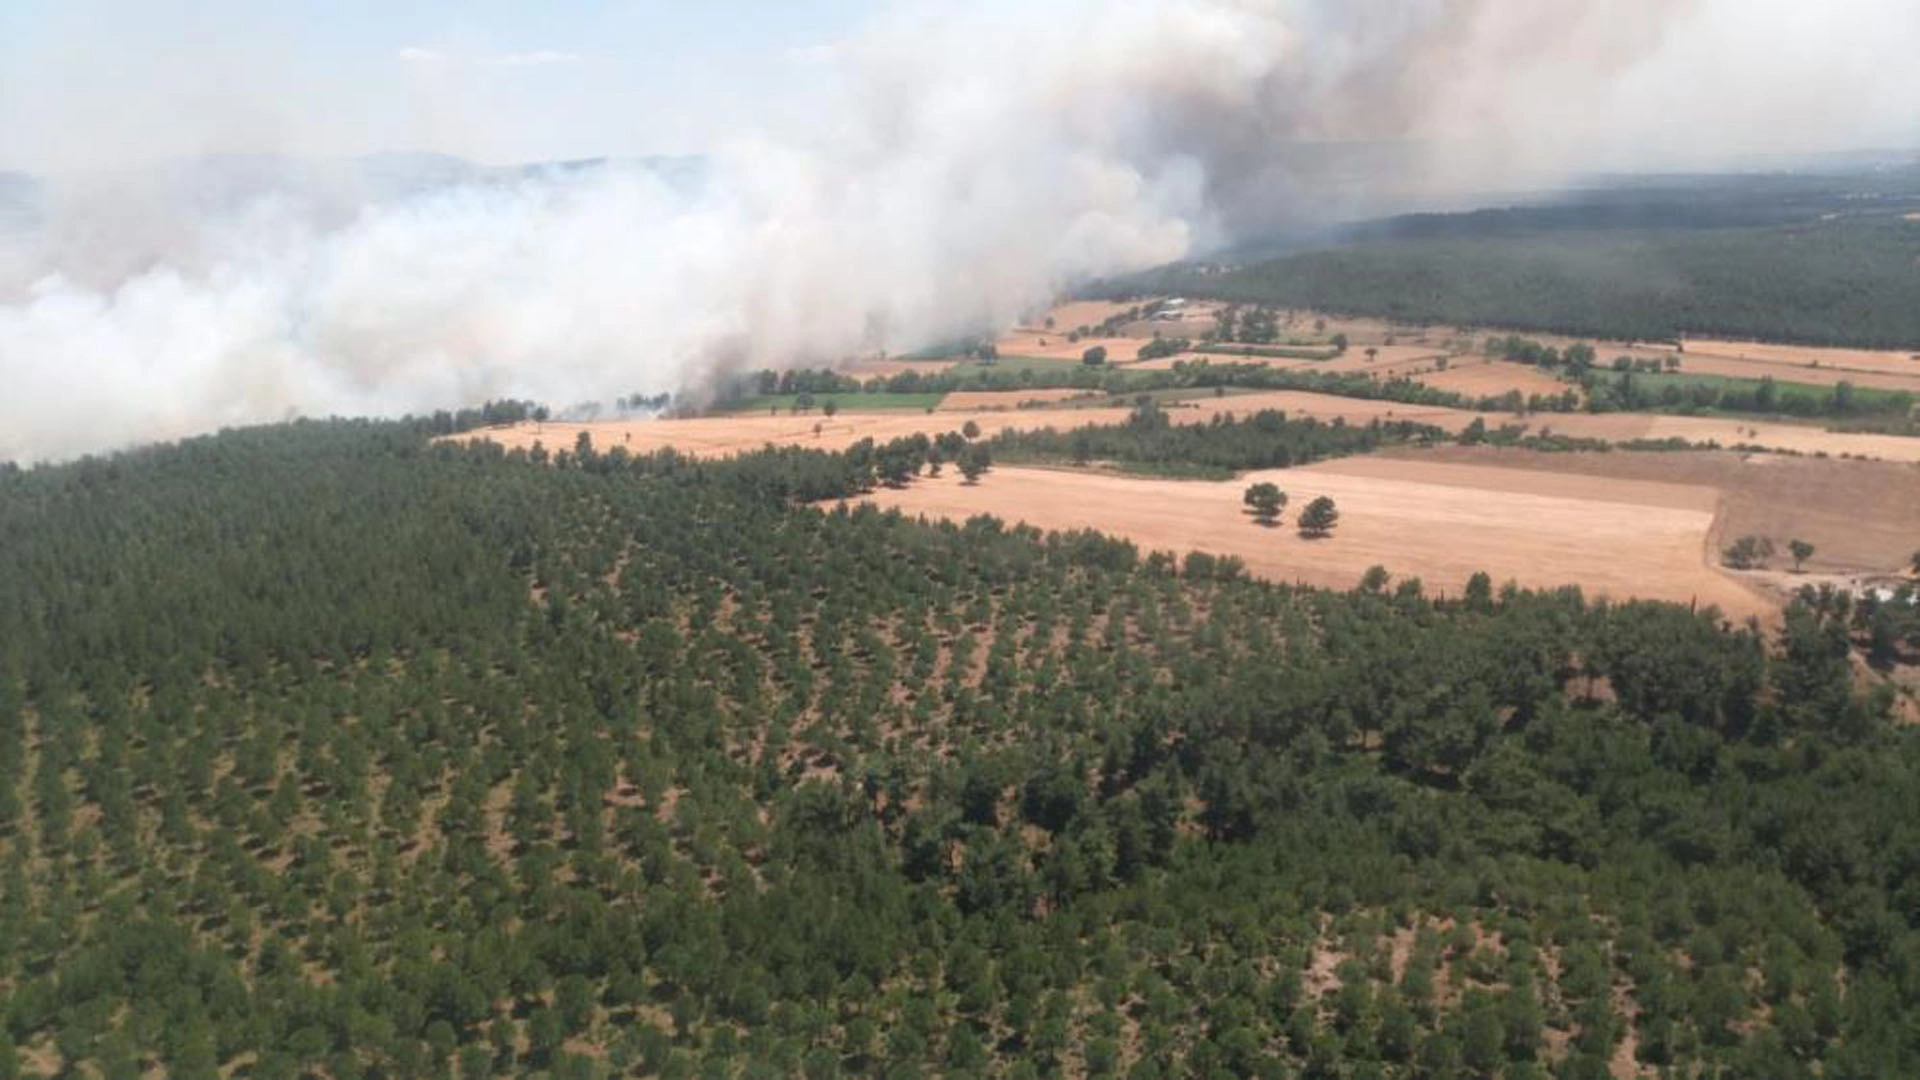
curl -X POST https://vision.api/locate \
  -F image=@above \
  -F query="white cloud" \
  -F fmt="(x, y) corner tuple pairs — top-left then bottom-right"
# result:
(396, 46), (447, 65)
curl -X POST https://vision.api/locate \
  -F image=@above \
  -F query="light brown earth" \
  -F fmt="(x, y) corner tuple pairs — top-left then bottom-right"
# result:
(1378, 445), (1920, 586)
(1683, 338), (1920, 378)
(1017, 300), (1140, 332)
(1546, 413), (1920, 463)
(1316, 344), (1456, 375)
(995, 331), (1147, 362)
(1132, 343), (1455, 373)
(1169, 390), (1483, 430)
(860, 459), (1771, 619)
(937, 389), (1093, 411)
(460, 390), (1920, 464)
(463, 408), (1133, 459)
(1415, 359), (1574, 399)
(1664, 352), (1920, 393)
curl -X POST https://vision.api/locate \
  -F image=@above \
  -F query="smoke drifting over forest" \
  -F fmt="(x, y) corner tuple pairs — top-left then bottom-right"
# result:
(1, 0), (1916, 462)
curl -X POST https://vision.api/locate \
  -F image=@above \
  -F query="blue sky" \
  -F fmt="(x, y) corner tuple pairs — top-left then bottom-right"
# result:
(0, 0), (887, 170)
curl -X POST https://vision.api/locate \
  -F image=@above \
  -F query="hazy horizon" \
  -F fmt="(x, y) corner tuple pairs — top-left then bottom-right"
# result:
(3, 0), (1918, 463)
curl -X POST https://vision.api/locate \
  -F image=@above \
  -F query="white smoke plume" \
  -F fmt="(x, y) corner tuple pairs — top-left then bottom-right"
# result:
(1, 0), (1916, 462)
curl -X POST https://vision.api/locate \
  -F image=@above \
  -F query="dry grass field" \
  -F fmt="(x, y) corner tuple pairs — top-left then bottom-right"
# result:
(1414, 359), (1573, 398)
(460, 388), (1920, 464)
(861, 459), (1771, 618)
(995, 331), (1147, 362)
(1545, 413), (1920, 463)
(461, 407), (1138, 459)
(937, 389), (1092, 411)
(1015, 300), (1139, 332)
(1131, 343), (1456, 374)
(1663, 352), (1920, 393)
(1683, 337), (1920, 378)
(1381, 446), (1920, 585)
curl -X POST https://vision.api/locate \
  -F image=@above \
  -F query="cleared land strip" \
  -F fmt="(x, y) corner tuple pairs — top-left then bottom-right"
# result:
(860, 460), (1772, 620)
(461, 390), (1920, 463)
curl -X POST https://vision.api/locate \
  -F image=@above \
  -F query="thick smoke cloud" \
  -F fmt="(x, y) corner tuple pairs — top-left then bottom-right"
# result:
(1, 0), (1916, 462)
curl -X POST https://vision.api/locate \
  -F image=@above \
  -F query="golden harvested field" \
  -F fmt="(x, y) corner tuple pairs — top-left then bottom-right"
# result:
(1317, 344), (1456, 374)
(861, 460), (1770, 619)
(1130, 343), (1453, 373)
(1383, 446), (1920, 584)
(457, 390), (1920, 464)
(937, 389), (1092, 411)
(1541, 413), (1920, 463)
(461, 407), (1137, 460)
(1684, 338), (1920, 378)
(1171, 391), (1482, 430)
(996, 331), (1146, 362)
(1670, 352), (1920, 392)
(1018, 300), (1140, 332)
(1415, 359), (1573, 399)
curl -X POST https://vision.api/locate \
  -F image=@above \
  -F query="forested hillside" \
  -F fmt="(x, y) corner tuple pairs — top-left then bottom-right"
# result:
(1149, 217), (1920, 350)
(1, 421), (1919, 1079)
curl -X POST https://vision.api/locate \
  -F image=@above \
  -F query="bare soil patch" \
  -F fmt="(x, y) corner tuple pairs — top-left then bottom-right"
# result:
(860, 460), (1769, 618)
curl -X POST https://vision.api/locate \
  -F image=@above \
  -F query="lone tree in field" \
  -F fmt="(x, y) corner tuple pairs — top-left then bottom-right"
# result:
(1722, 535), (1774, 570)
(795, 391), (815, 414)
(1082, 345), (1109, 367)
(1242, 482), (1286, 527)
(823, 400), (839, 419)
(1298, 496), (1340, 539)
(1789, 539), (1815, 572)
(959, 445), (991, 484)
(962, 420), (981, 440)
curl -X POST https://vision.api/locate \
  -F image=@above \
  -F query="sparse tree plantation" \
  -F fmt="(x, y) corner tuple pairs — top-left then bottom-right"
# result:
(0, 418), (1918, 1079)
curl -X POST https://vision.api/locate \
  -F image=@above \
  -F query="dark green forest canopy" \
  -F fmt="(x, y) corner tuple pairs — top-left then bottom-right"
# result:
(1, 420), (1919, 1079)
(1140, 218), (1920, 350)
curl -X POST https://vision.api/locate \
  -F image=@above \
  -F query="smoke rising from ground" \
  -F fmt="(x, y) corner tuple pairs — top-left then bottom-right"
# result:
(1, 0), (1916, 462)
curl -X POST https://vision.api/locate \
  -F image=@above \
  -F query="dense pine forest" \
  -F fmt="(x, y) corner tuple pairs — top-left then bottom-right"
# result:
(1161, 217), (1920, 349)
(3, 419), (1920, 1079)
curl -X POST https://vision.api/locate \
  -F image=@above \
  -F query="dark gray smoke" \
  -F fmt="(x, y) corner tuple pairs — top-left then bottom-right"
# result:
(2, 0), (1916, 462)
